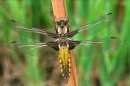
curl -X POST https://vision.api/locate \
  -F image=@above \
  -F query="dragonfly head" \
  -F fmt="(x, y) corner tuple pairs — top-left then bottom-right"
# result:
(56, 17), (69, 34)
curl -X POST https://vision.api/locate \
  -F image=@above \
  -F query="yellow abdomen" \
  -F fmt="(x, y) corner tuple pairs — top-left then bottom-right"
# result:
(59, 47), (71, 83)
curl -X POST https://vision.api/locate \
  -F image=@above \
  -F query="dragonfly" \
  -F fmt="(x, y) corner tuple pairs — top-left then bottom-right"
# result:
(8, 13), (120, 83)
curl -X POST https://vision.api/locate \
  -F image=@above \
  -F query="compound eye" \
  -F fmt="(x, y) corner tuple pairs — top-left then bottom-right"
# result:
(58, 27), (62, 34)
(63, 27), (67, 33)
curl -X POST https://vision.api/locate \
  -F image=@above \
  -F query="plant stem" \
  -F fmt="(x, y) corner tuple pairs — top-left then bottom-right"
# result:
(51, 0), (78, 86)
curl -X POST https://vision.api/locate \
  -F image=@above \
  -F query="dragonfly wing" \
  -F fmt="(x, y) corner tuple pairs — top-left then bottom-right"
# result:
(46, 42), (59, 51)
(78, 37), (121, 55)
(8, 41), (63, 85)
(68, 40), (81, 50)
(69, 13), (116, 37)
(67, 30), (79, 37)
(46, 32), (59, 38)
(8, 41), (48, 56)
(8, 20), (58, 39)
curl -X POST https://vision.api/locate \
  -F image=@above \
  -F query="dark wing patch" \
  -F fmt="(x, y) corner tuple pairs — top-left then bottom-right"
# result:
(67, 30), (78, 37)
(46, 42), (59, 51)
(46, 32), (59, 38)
(68, 40), (81, 50)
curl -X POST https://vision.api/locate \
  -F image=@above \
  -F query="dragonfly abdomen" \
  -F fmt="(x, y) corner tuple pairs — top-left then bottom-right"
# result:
(59, 48), (71, 83)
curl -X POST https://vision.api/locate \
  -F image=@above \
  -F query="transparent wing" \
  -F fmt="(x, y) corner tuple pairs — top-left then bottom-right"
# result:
(75, 13), (116, 36)
(10, 20), (47, 35)
(73, 37), (120, 85)
(8, 20), (59, 39)
(74, 37), (120, 56)
(8, 41), (48, 56)
(8, 41), (64, 85)
(7, 21), (65, 84)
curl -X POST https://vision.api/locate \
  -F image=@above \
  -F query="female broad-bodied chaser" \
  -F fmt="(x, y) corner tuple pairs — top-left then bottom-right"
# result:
(8, 13), (120, 83)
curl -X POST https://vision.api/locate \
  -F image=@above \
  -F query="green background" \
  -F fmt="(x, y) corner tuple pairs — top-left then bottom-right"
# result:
(0, 0), (129, 86)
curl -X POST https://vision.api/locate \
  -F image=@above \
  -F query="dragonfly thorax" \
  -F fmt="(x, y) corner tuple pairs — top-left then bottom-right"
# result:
(58, 36), (69, 48)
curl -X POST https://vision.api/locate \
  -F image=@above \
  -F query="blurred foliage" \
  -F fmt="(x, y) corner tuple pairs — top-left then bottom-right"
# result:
(0, 0), (129, 86)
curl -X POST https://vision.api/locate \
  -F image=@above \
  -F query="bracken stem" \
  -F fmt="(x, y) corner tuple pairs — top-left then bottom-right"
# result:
(51, 0), (78, 86)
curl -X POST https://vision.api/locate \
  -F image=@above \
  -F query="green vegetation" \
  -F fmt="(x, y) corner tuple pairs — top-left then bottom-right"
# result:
(0, 0), (129, 86)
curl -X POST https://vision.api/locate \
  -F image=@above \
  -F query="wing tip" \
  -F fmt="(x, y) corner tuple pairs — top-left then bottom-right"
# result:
(111, 37), (121, 44)
(11, 20), (16, 22)
(107, 13), (112, 15)
(11, 41), (17, 43)
(111, 37), (116, 39)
